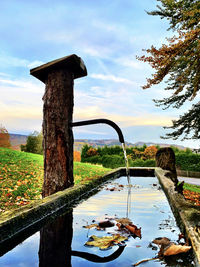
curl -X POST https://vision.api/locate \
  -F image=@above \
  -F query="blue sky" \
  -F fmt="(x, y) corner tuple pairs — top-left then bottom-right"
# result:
(0, 0), (199, 148)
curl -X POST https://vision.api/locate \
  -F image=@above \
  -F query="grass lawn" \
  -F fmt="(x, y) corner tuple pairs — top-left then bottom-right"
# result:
(1, 147), (200, 214)
(0, 148), (111, 213)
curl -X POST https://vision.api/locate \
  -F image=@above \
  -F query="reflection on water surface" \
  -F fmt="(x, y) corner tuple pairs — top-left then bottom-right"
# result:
(0, 176), (195, 266)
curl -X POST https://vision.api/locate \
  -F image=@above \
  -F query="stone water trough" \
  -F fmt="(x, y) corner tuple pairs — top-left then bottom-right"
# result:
(0, 167), (200, 266)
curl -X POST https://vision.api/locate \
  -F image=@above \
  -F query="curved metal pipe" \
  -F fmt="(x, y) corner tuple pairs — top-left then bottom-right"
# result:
(71, 119), (125, 143)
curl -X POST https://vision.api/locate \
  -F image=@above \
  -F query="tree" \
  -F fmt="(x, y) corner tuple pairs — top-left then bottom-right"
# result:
(131, 148), (144, 160)
(21, 131), (43, 154)
(73, 151), (81, 162)
(87, 147), (99, 157)
(137, 0), (200, 140)
(143, 145), (158, 159)
(0, 125), (11, 148)
(81, 144), (90, 161)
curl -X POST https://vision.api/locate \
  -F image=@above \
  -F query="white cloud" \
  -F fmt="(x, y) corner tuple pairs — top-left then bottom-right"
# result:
(73, 128), (108, 136)
(0, 76), (43, 133)
(115, 56), (144, 70)
(0, 54), (44, 69)
(27, 60), (44, 69)
(73, 105), (175, 127)
(0, 72), (9, 77)
(0, 77), (43, 93)
(90, 73), (137, 85)
(92, 20), (120, 33)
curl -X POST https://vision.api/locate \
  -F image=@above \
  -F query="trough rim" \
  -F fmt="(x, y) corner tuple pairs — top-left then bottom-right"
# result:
(0, 166), (200, 266)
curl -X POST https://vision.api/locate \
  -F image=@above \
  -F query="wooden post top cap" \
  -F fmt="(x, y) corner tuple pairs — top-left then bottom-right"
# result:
(30, 54), (87, 83)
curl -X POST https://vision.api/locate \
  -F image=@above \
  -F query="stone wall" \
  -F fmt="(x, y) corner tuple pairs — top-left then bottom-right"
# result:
(177, 169), (200, 178)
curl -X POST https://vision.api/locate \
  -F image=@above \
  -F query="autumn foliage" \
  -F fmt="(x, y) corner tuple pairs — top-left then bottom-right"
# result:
(143, 145), (158, 159)
(73, 151), (81, 162)
(131, 148), (144, 160)
(0, 125), (11, 148)
(87, 147), (99, 157)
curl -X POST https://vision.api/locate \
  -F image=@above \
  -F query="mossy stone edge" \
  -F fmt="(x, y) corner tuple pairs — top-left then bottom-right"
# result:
(155, 167), (200, 266)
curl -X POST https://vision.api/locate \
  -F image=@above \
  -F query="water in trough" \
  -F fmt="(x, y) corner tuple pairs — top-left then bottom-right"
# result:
(0, 176), (195, 266)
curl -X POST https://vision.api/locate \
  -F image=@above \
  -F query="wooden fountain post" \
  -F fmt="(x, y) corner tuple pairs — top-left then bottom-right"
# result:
(30, 55), (87, 197)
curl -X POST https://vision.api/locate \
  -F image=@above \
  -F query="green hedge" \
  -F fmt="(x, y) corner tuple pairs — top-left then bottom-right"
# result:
(81, 144), (200, 172)
(101, 155), (125, 169)
(81, 154), (156, 169)
(129, 159), (156, 167)
(175, 152), (200, 172)
(81, 155), (102, 165)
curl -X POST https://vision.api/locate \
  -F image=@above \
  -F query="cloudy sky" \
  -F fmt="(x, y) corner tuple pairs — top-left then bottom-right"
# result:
(0, 0), (199, 148)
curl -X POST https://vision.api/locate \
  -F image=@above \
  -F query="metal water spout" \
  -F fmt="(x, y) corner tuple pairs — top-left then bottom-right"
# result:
(71, 118), (125, 144)
(71, 118), (131, 186)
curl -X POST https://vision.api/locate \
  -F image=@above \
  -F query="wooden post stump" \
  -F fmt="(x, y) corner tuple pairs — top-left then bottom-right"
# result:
(30, 55), (87, 197)
(156, 147), (179, 185)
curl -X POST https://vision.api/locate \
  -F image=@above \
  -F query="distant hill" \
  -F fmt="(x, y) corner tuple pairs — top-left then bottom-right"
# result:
(134, 141), (186, 151)
(8, 134), (187, 152)
(74, 139), (134, 151)
(74, 139), (187, 151)
(9, 134), (28, 150)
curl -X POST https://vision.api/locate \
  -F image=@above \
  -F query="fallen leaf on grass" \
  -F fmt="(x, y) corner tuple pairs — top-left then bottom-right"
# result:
(85, 234), (127, 250)
(183, 190), (200, 206)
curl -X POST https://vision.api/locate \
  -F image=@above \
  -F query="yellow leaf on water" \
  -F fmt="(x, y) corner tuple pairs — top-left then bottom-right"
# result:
(85, 234), (127, 250)
(83, 223), (98, 229)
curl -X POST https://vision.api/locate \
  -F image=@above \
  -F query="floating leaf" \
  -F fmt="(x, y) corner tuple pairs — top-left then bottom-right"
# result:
(83, 223), (98, 229)
(116, 220), (141, 238)
(163, 244), (191, 256)
(125, 224), (141, 238)
(98, 220), (114, 228)
(85, 234), (127, 250)
(116, 218), (132, 225)
(153, 237), (171, 246)
(152, 236), (191, 257)
(83, 220), (114, 230)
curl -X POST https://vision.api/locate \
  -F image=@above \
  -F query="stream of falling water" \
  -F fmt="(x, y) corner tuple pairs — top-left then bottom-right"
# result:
(121, 142), (131, 218)
(121, 143), (130, 184)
